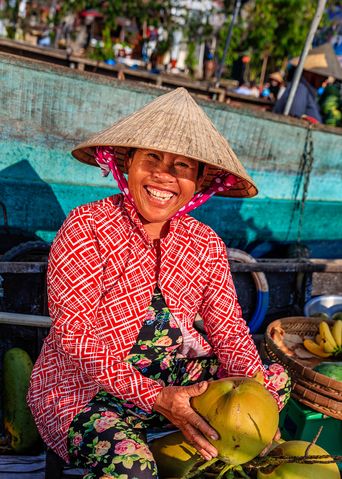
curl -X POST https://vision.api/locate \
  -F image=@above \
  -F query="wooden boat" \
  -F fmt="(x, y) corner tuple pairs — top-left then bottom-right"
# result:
(0, 51), (341, 260)
(0, 38), (276, 111)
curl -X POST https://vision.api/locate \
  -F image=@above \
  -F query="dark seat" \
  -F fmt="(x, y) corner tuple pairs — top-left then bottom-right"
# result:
(45, 449), (83, 479)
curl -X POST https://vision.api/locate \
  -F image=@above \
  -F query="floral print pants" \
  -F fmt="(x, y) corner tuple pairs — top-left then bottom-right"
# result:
(67, 288), (291, 479)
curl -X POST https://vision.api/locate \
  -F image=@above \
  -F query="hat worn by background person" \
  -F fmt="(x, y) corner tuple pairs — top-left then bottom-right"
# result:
(272, 43), (342, 123)
(269, 72), (284, 84)
(290, 42), (342, 81)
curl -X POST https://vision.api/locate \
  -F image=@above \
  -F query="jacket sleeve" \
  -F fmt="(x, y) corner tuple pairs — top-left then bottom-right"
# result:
(199, 240), (281, 409)
(273, 82), (309, 119)
(47, 206), (162, 412)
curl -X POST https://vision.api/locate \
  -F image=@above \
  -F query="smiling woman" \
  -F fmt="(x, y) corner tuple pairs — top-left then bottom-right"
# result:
(27, 87), (290, 479)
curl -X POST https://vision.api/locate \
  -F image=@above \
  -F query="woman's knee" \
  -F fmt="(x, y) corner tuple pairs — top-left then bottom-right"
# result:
(82, 436), (158, 478)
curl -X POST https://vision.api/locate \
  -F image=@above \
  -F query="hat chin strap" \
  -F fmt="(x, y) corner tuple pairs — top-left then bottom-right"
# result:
(95, 146), (237, 220)
(95, 146), (136, 209)
(171, 173), (237, 219)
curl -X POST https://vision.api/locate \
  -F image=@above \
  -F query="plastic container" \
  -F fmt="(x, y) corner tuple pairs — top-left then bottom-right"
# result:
(280, 397), (342, 460)
(304, 295), (342, 320)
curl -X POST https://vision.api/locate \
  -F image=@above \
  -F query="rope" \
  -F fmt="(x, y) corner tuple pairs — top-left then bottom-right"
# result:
(286, 124), (314, 245)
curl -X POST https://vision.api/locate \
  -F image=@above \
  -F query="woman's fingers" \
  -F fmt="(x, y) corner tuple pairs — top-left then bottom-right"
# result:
(186, 381), (209, 398)
(153, 383), (219, 459)
(182, 422), (218, 460)
(186, 410), (219, 441)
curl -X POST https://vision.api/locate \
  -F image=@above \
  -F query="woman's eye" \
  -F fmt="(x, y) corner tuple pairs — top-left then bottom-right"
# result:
(176, 162), (190, 168)
(147, 152), (160, 160)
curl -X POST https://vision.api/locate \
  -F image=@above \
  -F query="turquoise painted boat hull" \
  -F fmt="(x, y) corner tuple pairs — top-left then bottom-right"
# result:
(1, 53), (341, 256)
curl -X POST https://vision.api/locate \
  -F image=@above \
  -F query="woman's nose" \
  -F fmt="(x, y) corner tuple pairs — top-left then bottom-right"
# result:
(152, 161), (175, 179)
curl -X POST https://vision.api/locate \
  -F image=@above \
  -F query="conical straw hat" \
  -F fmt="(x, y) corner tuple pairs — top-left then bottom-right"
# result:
(290, 43), (342, 80)
(269, 71), (284, 83)
(72, 87), (257, 198)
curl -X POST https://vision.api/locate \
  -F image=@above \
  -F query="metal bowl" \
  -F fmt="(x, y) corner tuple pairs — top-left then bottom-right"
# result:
(304, 295), (342, 320)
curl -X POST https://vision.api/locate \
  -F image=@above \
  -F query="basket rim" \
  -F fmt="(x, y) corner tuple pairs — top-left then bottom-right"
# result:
(262, 341), (341, 400)
(291, 392), (342, 421)
(292, 384), (342, 420)
(265, 316), (342, 392)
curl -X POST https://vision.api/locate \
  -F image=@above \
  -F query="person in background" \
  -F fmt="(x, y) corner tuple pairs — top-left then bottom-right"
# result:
(273, 69), (325, 122)
(268, 72), (285, 101)
(273, 43), (342, 123)
(235, 80), (259, 97)
(28, 88), (290, 479)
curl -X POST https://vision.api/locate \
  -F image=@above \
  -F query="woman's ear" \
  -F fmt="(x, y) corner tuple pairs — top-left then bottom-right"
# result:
(124, 153), (134, 171)
(196, 164), (208, 191)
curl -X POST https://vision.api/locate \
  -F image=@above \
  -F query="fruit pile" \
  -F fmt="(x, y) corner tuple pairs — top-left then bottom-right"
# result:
(319, 84), (342, 127)
(151, 376), (341, 478)
(303, 320), (342, 358)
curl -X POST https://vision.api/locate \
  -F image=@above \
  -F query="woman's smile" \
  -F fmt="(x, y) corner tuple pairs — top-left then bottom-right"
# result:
(144, 185), (177, 203)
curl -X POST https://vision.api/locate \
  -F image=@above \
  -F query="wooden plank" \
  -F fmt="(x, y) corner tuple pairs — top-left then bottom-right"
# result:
(0, 39), (225, 102)
(231, 259), (342, 273)
(0, 311), (51, 327)
(0, 262), (47, 273)
(1, 259), (342, 274)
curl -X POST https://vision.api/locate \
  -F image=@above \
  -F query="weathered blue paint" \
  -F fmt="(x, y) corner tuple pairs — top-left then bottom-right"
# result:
(0, 53), (341, 256)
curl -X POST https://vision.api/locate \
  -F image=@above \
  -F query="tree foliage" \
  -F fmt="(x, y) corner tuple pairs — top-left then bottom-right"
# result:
(3, 0), (337, 80)
(217, 0), (332, 80)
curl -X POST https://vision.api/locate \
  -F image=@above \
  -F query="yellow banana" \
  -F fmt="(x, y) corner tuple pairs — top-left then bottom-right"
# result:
(315, 333), (323, 347)
(322, 340), (337, 354)
(319, 321), (338, 352)
(332, 320), (342, 348)
(303, 339), (332, 358)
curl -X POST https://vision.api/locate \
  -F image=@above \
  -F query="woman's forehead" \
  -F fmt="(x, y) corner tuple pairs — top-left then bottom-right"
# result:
(135, 148), (197, 163)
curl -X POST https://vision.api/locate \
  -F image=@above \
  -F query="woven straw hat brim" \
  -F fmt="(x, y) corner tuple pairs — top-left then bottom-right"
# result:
(290, 43), (342, 80)
(72, 88), (257, 198)
(269, 72), (283, 83)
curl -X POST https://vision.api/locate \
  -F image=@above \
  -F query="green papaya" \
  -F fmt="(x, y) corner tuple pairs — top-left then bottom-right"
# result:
(313, 362), (342, 381)
(3, 347), (40, 452)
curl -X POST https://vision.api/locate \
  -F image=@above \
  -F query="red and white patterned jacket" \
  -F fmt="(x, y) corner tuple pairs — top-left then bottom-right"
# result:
(27, 194), (278, 461)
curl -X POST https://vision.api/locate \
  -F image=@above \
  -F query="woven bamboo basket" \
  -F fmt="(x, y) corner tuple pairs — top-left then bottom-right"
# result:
(263, 316), (342, 420)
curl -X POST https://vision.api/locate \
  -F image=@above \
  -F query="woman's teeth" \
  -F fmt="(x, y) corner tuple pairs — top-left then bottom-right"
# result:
(146, 187), (174, 200)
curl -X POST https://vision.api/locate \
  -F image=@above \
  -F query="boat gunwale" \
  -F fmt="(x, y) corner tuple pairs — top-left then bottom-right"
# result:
(1, 51), (341, 137)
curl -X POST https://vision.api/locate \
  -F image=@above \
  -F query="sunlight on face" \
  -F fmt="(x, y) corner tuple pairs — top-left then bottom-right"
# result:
(126, 148), (204, 227)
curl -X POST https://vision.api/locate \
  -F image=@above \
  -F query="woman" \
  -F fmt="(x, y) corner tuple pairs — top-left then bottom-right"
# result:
(28, 88), (290, 479)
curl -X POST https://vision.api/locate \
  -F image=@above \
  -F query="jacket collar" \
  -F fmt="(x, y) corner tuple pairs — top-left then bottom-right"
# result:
(122, 195), (181, 247)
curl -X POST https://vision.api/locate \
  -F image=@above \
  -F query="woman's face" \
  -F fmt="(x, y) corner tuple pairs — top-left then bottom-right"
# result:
(126, 148), (204, 226)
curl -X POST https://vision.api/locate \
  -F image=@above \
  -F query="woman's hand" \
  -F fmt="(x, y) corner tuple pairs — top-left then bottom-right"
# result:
(153, 381), (218, 461)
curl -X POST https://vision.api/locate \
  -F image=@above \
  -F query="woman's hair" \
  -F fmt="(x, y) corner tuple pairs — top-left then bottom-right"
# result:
(197, 161), (205, 179)
(128, 148), (206, 179)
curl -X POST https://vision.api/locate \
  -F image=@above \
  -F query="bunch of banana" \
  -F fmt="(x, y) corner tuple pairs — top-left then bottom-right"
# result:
(303, 320), (342, 358)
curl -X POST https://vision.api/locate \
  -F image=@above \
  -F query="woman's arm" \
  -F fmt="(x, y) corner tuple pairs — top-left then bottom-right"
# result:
(198, 241), (281, 407)
(47, 206), (162, 412)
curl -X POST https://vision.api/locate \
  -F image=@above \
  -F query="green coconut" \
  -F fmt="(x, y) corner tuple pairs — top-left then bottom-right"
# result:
(257, 440), (340, 479)
(150, 431), (200, 478)
(191, 377), (279, 465)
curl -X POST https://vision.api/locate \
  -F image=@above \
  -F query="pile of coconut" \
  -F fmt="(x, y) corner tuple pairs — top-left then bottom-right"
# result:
(150, 376), (340, 479)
